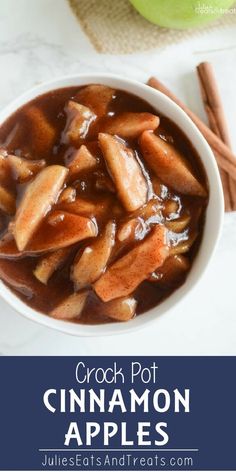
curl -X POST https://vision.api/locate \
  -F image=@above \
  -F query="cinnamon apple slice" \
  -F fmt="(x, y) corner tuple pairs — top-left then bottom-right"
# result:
(58, 186), (76, 203)
(50, 291), (88, 320)
(103, 112), (159, 138)
(0, 151), (11, 183)
(58, 196), (111, 220)
(0, 185), (15, 215)
(166, 214), (191, 232)
(33, 247), (71, 285)
(117, 217), (147, 243)
(75, 85), (115, 116)
(94, 224), (168, 302)
(62, 101), (96, 144)
(131, 198), (163, 223)
(25, 106), (56, 156)
(169, 232), (198, 256)
(8, 154), (46, 182)
(116, 198), (162, 243)
(13, 165), (68, 251)
(67, 145), (97, 180)
(99, 133), (147, 211)
(26, 211), (97, 252)
(101, 296), (137, 321)
(71, 221), (115, 290)
(140, 131), (207, 197)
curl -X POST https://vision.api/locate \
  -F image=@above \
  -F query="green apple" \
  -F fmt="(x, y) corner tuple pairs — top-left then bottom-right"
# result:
(129, 0), (235, 29)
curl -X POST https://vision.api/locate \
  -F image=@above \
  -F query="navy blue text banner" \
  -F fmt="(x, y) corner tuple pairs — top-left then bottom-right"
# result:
(0, 356), (235, 471)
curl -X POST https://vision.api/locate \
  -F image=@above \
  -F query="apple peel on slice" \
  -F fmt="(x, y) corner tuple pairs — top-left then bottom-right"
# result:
(103, 112), (159, 139)
(50, 290), (89, 320)
(94, 224), (169, 302)
(140, 131), (207, 197)
(13, 165), (68, 251)
(71, 220), (115, 290)
(99, 133), (148, 211)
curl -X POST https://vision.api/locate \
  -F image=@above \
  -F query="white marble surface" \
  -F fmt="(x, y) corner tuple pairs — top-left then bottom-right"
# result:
(0, 0), (235, 355)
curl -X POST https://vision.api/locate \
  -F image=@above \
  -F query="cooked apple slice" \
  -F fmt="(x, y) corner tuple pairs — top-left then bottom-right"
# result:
(58, 186), (76, 203)
(25, 106), (56, 156)
(166, 214), (191, 233)
(99, 133), (147, 211)
(62, 101), (96, 144)
(58, 196), (111, 220)
(140, 131), (207, 197)
(103, 112), (159, 138)
(71, 221), (115, 290)
(26, 211), (97, 252)
(0, 151), (11, 183)
(117, 218), (146, 243)
(68, 145), (97, 179)
(94, 224), (168, 302)
(58, 198), (96, 215)
(0, 185), (15, 215)
(33, 247), (71, 284)
(162, 199), (179, 218)
(152, 176), (164, 198)
(13, 165), (68, 251)
(149, 255), (190, 286)
(112, 200), (163, 261)
(101, 296), (137, 321)
(131, 198), (163, 223)
(50, 291), (88, 320)
(169, 231), (197, 256)
(75, 85), (115, 116)
(0, 213), (97, 256)
(8, 154), (46, 182)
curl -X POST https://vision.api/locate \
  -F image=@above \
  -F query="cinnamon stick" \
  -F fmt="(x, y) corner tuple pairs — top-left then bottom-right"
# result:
(147, 76), (236, 183)
(197, 61), (235, 212)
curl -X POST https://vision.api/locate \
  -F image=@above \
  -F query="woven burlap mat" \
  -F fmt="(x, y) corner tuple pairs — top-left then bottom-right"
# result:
(68, 0), (236, 54)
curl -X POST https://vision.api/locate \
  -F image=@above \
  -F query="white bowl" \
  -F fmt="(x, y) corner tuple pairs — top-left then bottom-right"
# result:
(0, 74), (224, 336)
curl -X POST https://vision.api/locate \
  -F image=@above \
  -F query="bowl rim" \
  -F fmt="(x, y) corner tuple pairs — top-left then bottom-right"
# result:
(0, 73), (224, 337)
